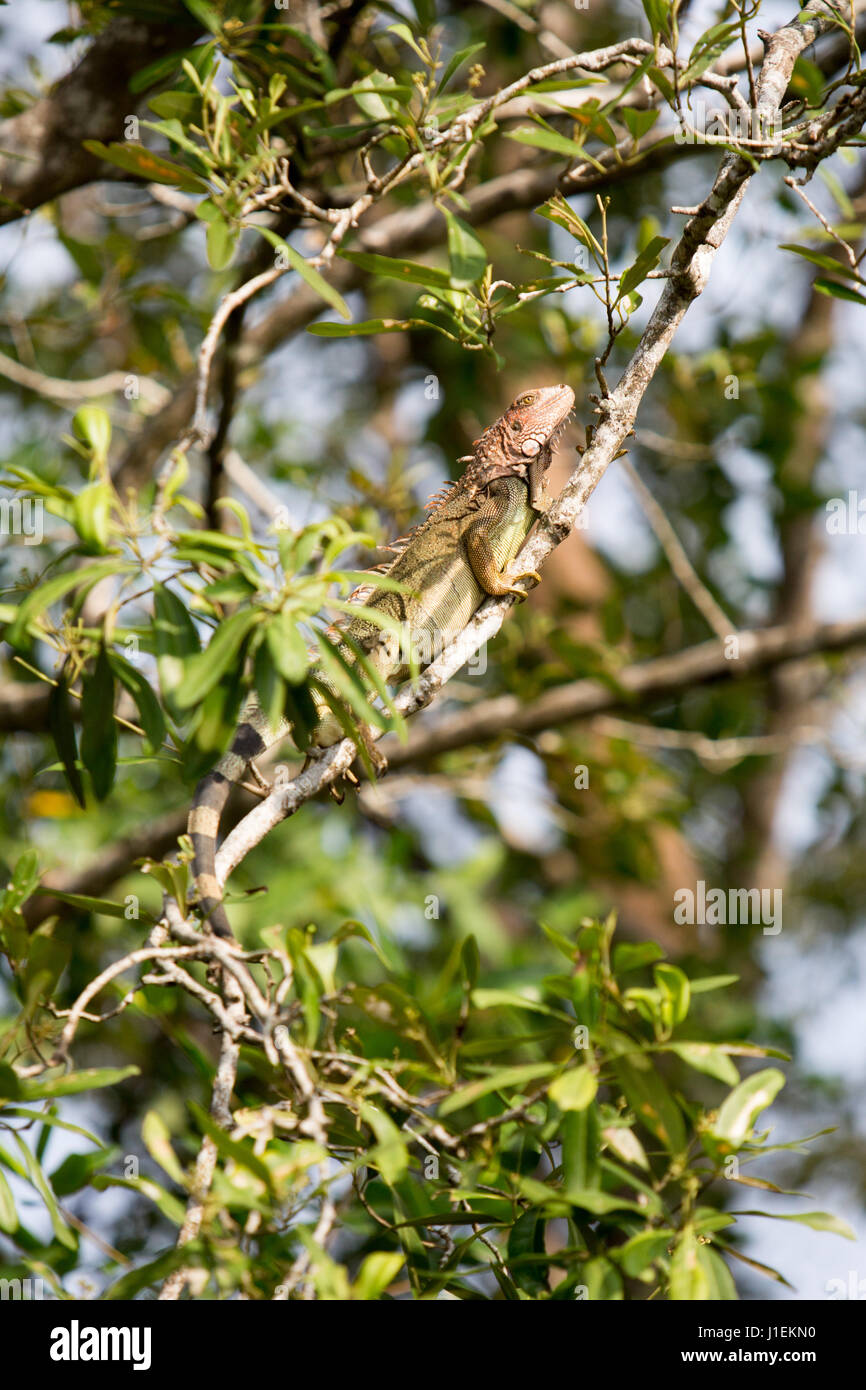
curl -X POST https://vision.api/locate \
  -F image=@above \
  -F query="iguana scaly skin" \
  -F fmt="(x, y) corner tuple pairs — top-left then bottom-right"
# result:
(189, 384), (575, 937)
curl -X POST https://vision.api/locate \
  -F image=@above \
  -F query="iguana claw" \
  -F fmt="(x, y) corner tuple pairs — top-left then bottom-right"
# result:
(506, 568), (541, 598)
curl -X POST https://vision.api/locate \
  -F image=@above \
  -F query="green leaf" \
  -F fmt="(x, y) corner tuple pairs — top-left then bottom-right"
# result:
(189, 1101), (273, 1187)
(307, 318), (411, 337)
(582, 1256), (623, 1300)
(253, 226), (350, 319)
(689, 973), (738, 993)
(708, 1068), (785, 1152)
(730, 1208), (855, 1240)
(387, 22), (428, 61)
(0, 1064), (23, 1104)
(613, 1054), (686, 1153)
(129, 42), (212, 94)
(58, 231), (104, 285)
(21, 931), (69, 1008)
(142, 1110), (187, 1186)
(565, 1188), (645, 1215)
(73, 482), (112, 553)
(3, 849), (41, 909)
(549, 1067), (598, 1112)
(470, 988), (571, 1021)
(622, 107), (660, 140)
(181, 665), (244, 782)
(82, 141), (207, 193)
(353, 1251), (405, 1300)
(441, 207), (487, 287)
(642, 0), (672, 39)
(649, 65), (676, 103)
(439, 1062), (556, 1117)
(48, 667), (85, 808)
(535, 194), (602, 255)
(174, 610), (258, 711)
(460, 933), (480, 989)
(697, 1245), (737, 1299)
(206, 214), (239, 270)
(359, 1102), (408, 1184)
(617, 1228), (674, 1277)
(181, 0), (222, 35)
(0, 1167), (17, 1233)
(566, 99), (618, 149)
(93, 1166), (188, 1223)
(813, 276), (866, 306)
(80, 644), (117, 800)
(613, 941), (665, 974)
(779, 243), (865, 279)
(313, 633), (389, 733)
(50, 1147), (114, 1197)
(108, 652), (166, 754)
(154, 582), (202, 721)
(7, 559), (130, 649)
(437, 40), (486, 93)
(340, 71), (411, 121)
(253, 644), (286, 733)
(792, 55), (829, 106)
(43, 888), (145, 920)
(669, 1224), (708, 1299)
(13, 1133), (76, 1250)
(19, 1066), (139, 1100)
(148, 90), (200, 122)
(265, 608), (310, 684)
(103, 1242), (207, 1299)
(338, 248), (452, 289)
(505, 125), (587, 158)
(507, 1209), (549, 1296)
(72, 405), (111, 461)
(561, 1105), (601, 1192)
(654, 962), (690, 1030)
(682, 21), (741, 82)
(665, 1042), (739, 1086)
(619, 234), (669, 298)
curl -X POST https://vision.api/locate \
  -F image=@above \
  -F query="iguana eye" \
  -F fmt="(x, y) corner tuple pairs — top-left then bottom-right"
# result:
(515, 393), (536, 408)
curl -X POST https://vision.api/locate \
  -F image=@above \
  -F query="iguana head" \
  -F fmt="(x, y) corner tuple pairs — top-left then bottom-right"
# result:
(465, 384), (575, 490)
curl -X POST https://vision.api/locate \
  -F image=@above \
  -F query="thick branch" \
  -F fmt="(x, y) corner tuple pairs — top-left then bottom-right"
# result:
(207, 0), (850, 900)
(0, 17), (200, 227)
(385, 616), (866, 766)
(17, 614), (865, 932)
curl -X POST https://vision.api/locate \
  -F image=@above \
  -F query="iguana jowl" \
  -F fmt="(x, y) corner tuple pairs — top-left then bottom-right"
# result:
(189, 384), (575, 937)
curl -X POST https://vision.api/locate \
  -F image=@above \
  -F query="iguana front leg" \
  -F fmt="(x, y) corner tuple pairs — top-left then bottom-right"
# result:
(527, 451), (553, 513)
(463, 482), (541, 599)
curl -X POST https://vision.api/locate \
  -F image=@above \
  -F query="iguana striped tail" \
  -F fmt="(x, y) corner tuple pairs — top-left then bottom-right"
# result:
(188, 704), (287, 938)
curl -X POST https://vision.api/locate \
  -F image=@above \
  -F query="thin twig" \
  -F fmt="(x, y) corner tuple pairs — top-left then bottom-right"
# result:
(620, 455), (735, 639)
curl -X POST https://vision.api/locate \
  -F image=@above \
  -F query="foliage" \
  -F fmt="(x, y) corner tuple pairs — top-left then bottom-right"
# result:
(0, 0), (864, 1301)
(0, 902), (851, 1299)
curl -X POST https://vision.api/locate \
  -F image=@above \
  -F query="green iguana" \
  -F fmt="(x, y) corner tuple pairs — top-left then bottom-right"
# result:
(189, 384), (575, 937)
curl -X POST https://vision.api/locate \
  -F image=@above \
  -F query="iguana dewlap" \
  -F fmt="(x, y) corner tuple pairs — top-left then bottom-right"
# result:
(188, 384), (575, 937)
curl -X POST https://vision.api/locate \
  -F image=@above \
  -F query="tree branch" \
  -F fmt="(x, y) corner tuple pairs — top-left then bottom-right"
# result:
(385, 615), (866, 766)
(0, 17), (200, 227)
(201, 0), (854, 906)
